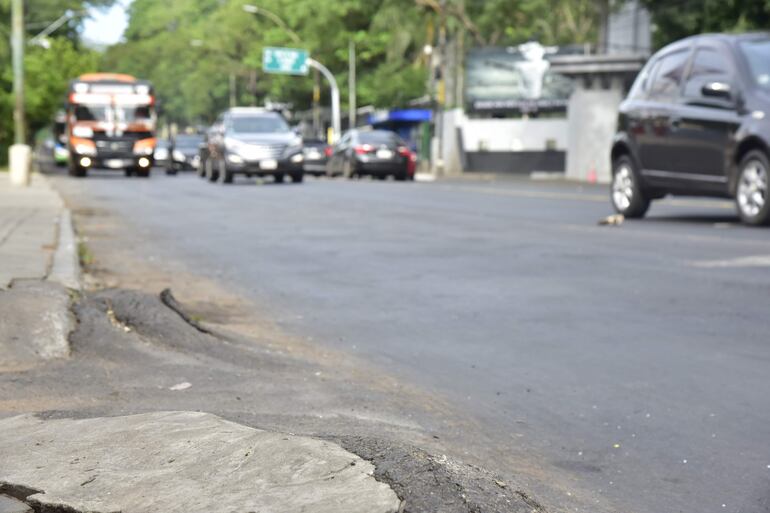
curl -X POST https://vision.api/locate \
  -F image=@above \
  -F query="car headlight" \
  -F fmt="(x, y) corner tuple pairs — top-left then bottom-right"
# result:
(74, 143), (96, 156)
(290, 153), (304, 163)
(227, 153), (244, 164)
(172, 150), (186, 161)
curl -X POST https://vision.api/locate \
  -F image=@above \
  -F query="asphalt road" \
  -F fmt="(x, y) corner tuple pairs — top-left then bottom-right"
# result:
(52, 170), (770, 513)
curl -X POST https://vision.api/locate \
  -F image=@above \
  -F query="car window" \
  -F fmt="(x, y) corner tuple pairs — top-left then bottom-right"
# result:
(648, 49), (690, 101)
(739, 39), (770, 90)
(628, 58), (660, 100)
(682, 47), (731, 98)
(358, 131), (399, 145)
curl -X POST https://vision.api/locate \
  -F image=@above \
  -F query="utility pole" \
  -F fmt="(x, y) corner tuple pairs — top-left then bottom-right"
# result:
(10, 0), (30, 186)
(348, 40), (356, 128)
(12, 0), (25, 145)
(229, 72), (236, 107)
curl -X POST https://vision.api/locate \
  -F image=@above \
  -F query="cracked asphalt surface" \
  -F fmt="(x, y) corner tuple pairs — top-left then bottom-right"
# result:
(10, 169), (770, 513)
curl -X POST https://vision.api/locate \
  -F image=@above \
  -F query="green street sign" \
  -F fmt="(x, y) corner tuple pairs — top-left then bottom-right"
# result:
(262, 47), (309, 76)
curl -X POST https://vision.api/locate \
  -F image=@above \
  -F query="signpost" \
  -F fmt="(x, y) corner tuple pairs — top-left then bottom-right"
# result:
(262, 47), (340, 143)
(262, 47), (309, 76)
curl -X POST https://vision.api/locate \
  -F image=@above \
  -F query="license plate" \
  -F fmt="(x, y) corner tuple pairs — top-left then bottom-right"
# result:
(105, 159), (125, 169)
(260, 159), (278, 170)
(376, 149), (393, 159)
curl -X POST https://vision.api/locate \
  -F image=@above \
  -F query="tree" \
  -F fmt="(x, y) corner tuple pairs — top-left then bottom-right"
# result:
(0, 0), (112, 164)
(639, 0), (770, 49)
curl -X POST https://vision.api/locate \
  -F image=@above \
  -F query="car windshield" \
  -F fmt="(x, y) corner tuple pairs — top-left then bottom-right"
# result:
(74, 105), (109, 122)
(739, 39), (770, 89)
(175, 135), (203, 148)
(230, 115), (290, 134)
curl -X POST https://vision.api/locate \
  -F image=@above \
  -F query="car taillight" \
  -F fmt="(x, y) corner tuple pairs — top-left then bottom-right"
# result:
(397, 146), (410, 156)
(354, 144), (374, 155)
(324, 146), (332, 157)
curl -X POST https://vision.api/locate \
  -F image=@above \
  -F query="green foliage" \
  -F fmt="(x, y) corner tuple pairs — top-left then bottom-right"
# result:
(0, 1), (107, 163)
(639, 0), (770, 49)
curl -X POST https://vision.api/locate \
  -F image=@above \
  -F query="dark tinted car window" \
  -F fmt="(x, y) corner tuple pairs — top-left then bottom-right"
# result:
(628, 59), (660, 99)
(739, 39), (770, 90)
(358, 131), (399, 145)
(683, 47), (731, 98)
(648, 49), (689, 101)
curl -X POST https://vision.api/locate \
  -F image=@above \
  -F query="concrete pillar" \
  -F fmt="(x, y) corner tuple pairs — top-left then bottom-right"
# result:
(565, 85), (623, 183)
(440, 108), (464, 176)
(9, 144), (31, 187)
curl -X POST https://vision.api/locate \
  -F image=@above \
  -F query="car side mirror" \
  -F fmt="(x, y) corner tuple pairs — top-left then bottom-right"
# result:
(701, 81), (731, 100)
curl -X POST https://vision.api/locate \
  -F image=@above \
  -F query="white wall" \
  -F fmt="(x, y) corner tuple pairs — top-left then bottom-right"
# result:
(462, 118), (568, 152)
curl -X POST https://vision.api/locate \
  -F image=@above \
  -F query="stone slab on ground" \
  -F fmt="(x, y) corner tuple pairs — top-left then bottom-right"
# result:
(0, 174), (64, 289)
(0, 495), (32, 513)
(0, 411), (402, 513)
(0, 281), (72, 371)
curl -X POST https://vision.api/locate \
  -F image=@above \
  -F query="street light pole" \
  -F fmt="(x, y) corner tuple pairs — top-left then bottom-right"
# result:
(348, 40), (356, 128)
(242, 4), (301, 45)
(307, 58), (340, 142)
(11, 0), (25, 146)
(9, 0), (30, 186)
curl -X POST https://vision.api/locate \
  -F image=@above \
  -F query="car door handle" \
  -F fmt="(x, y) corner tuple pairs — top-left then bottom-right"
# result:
(670, 116), (682, 130)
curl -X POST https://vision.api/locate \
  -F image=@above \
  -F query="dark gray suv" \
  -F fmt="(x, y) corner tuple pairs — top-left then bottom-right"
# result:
(204, 108), (304, 184)
(611, 33), (770, 225)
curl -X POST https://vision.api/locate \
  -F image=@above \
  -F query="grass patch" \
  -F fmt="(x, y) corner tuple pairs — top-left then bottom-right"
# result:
(77, 240), (94, 267)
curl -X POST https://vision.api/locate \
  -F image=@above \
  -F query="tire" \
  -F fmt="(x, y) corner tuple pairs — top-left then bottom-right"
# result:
(124, 168), (134, 177)
(69, 162), (86, 177)
(274, 173), (285, 183)
(136, 168), (150, 178)
(610, 155), (649, 218)
(291, 172), (304, 183)
(735, 150), (770, 226)
(166, 167), (177, 176)
(395, 170), (408, 181)
(218, 159), (233, 184)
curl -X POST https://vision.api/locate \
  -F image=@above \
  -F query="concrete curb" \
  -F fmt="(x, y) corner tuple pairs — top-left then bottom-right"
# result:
(48, 208), (81, 290)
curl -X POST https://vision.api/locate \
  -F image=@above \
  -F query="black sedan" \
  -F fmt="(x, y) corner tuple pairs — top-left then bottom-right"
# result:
(326, 129), (412, 181)
(167, 133), (204, 175)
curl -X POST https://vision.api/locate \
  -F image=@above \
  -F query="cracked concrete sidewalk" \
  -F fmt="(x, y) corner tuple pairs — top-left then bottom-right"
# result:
(0, 176), (404, 512)
(0, 411), (401, 513)
(0, 173), (79, 371)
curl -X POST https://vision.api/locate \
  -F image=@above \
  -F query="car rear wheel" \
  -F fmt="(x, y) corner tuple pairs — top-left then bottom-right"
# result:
(611, 155), (649, 218)
(735, 150), (770, 226)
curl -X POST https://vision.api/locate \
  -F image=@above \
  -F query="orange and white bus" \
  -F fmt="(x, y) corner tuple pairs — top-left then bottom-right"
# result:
(66, 73), (156, 177)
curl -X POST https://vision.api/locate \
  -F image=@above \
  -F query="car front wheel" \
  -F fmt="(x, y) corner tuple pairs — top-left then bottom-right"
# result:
(735, 150), (770, 226)
(611, 155), (649, 218)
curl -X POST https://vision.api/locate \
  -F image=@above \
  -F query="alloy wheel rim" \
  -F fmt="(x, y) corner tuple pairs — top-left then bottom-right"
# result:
(737, 160), (768, 218)
(612, 165), (634, 211)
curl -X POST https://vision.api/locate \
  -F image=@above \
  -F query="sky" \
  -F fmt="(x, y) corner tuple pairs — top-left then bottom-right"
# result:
(82, 1), (130, 46)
